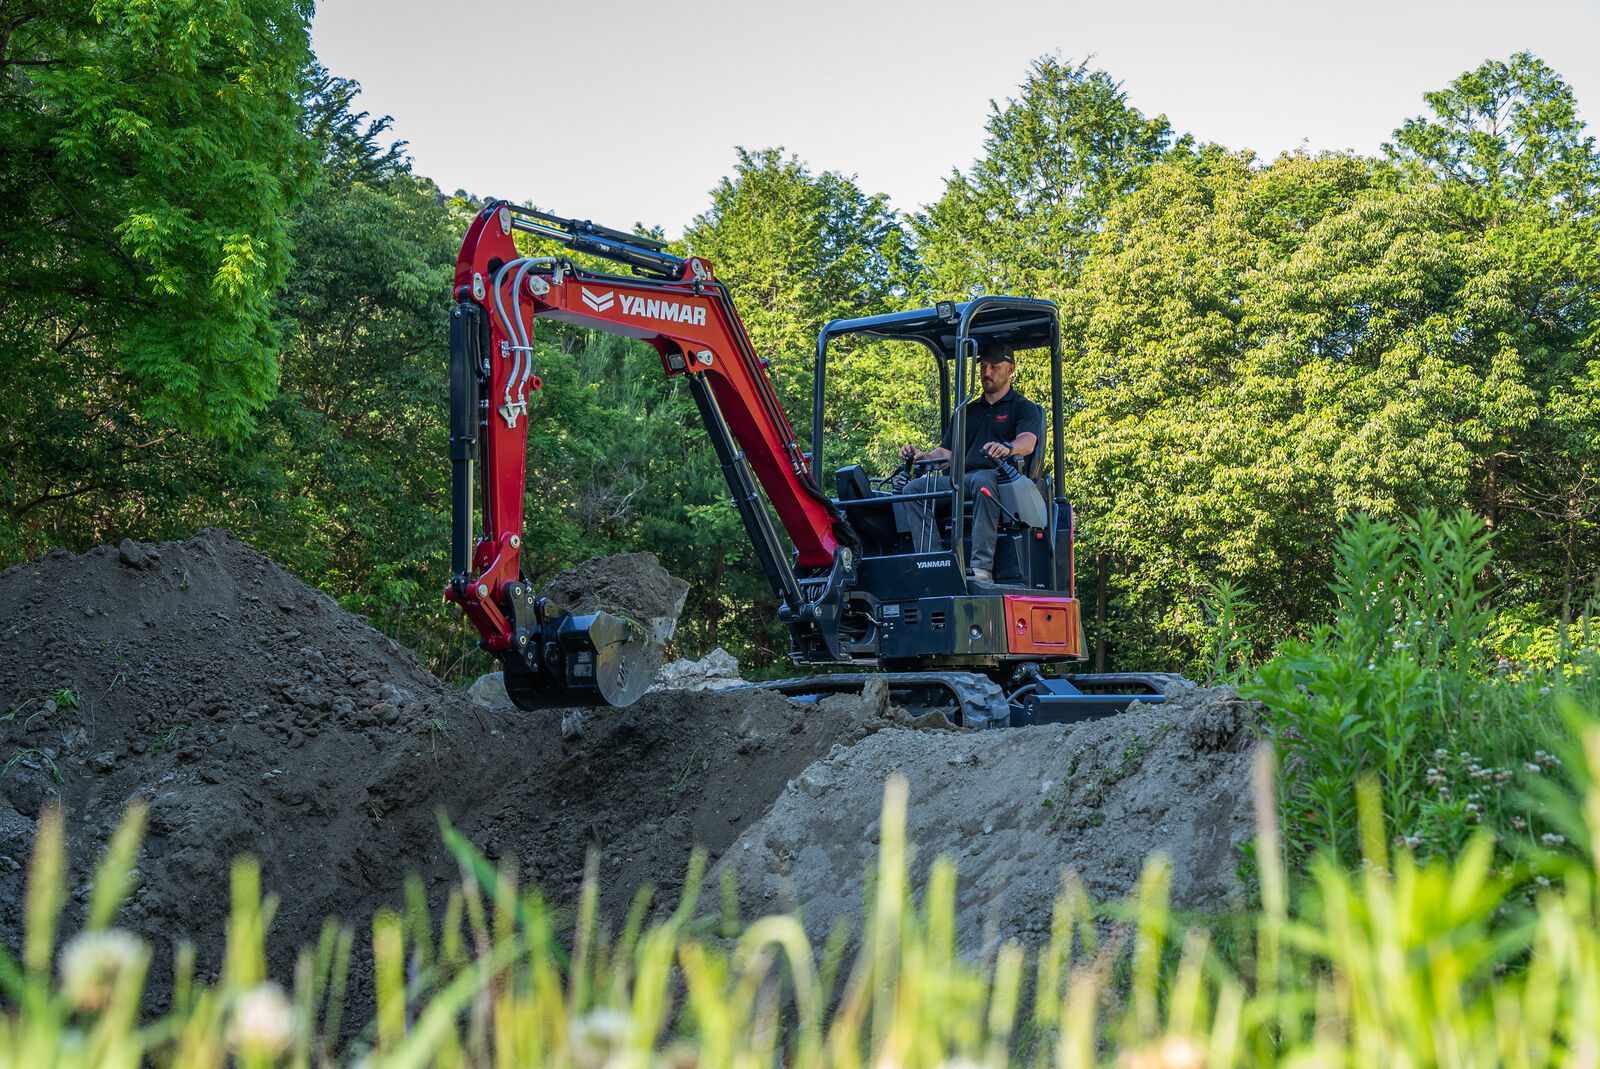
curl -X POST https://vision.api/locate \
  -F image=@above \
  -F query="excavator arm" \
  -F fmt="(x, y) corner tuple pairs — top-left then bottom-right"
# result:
(445, 202), (860, 710)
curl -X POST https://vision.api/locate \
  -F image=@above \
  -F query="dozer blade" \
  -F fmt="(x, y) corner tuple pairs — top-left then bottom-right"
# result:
(500, 608), (655, 711)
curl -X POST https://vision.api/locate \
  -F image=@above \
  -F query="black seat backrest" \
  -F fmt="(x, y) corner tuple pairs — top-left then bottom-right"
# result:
(1026, 403), (1046, 479)
(835, 464), (872, 501)
(834, 464), (902, 553)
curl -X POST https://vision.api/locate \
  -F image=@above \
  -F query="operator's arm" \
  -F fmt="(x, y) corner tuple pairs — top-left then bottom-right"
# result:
(979, 432), (1037, 461)
(901, 444), (952, 463)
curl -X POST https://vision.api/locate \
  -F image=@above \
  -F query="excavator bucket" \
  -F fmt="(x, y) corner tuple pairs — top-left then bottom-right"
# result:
(498, 605), (657, 711)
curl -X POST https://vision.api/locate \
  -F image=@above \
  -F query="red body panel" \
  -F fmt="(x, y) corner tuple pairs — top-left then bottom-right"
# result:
(1003, 595), (1085, 658)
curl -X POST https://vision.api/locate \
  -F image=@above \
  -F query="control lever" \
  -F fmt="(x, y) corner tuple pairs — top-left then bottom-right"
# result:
(889, 452), (916, 493)
(978, 485), (1028, 527)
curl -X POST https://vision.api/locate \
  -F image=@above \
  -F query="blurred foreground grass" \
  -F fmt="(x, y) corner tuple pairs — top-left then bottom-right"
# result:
(4, 729), (1600, 1068)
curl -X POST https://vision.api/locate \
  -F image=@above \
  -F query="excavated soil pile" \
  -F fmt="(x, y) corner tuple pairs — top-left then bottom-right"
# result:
(0, 530), (1255, 1018)
(0, 532), (899, 1005)
(537, 552), (690, 677)
(714, 688), (1255, 949)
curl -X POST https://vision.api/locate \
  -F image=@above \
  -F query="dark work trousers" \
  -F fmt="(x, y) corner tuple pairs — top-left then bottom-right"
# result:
(904, 468), (1002, 570)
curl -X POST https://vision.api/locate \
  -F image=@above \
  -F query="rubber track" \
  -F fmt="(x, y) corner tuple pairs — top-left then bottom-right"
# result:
(729, 671), (1013, 728)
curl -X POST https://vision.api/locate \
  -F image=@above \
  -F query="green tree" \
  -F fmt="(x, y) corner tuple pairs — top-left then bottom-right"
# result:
(0, 0), (315, 559)
(1385, 52), (1600, 613)
(912, 55), (1181, 303)
(1384, 51), (1599, 222)
(1063, 150), (1547, 670)
(680, 147), (909, 431)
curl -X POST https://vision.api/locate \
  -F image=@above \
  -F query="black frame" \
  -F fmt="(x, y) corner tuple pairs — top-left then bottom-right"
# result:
(812, 297), (1066, 586)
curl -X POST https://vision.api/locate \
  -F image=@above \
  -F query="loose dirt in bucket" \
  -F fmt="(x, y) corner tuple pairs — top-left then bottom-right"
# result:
(0, 531), (1255, 1017)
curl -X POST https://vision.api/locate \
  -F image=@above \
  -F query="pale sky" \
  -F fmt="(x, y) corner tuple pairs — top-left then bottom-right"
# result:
(311, 0), (1599, 236)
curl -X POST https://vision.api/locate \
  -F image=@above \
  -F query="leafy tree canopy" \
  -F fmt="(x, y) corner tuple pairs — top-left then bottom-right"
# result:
(1, 0), (315, 557)
(913, 55), (1183, 302)
(1384, 51), (1600, 223)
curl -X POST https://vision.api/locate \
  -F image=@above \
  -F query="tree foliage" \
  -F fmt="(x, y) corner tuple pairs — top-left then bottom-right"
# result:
(0, 0), (315, 557)
(913, 56), (1181, 302)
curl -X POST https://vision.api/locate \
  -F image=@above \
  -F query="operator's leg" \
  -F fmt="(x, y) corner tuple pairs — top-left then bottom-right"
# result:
(964, 468), (1002, 573)
(903, 475), (952, 553)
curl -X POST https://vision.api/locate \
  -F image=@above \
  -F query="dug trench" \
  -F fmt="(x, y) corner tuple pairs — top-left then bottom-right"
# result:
(0, 530), (1256, 1015)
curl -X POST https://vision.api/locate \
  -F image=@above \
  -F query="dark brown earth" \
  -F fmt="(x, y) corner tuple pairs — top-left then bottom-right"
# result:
(0, 531), (908, 1006)
(0, 530), (1255, 1019)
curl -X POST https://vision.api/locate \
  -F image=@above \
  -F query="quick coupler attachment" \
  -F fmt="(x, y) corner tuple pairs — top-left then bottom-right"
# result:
(499, 593), (655, 711)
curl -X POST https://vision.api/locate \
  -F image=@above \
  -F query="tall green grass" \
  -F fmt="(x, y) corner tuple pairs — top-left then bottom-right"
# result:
(5, 734), (1600, 1066)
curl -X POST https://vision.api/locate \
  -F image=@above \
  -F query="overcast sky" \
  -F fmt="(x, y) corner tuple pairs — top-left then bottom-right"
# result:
(310, 0), (1598, 235)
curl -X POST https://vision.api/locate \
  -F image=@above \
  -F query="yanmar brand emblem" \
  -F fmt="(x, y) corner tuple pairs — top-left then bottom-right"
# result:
(620, 294), (707, 326)
(916, 559), (952, 569)
(580, 287), (614, 312)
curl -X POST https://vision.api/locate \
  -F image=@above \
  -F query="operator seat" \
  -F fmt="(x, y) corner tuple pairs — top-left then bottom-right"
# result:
(833, 464), (902, 555)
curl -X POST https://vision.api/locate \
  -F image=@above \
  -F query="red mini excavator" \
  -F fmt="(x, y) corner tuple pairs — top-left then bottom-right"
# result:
(446, 202), (1175, 726)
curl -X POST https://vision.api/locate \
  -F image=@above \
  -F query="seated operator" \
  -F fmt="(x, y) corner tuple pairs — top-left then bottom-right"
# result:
(898, 341), (1042, 584)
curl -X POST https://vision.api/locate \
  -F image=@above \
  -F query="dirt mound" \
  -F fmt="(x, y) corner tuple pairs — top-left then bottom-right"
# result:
(0, 533), (888, 1007)
(713, 687), (1256, 947)
(0, 531), (1256, 1022)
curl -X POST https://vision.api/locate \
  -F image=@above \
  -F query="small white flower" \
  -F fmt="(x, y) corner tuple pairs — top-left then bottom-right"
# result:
(1536, 876), (1552, 887)
(227, 983), (296, 1058)
(59, 929), (146, 1012)
(1541, 833), (1567, 847)
(1115, 1035), (1207, 1069)
(1511, 816), (1527, 831)
(1525, 763), (1542, 774)
(570, 1008), (633, 1068)
(1538, 686), (1552, 697)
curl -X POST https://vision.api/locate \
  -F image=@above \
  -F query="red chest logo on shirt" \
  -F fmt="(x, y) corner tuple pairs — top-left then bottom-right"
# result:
(996, 414), (1008, 422)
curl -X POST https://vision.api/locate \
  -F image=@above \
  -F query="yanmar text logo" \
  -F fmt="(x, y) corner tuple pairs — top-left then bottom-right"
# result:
(915, 559), (952, 569)
(578, 287), (707, 327)
(621, 294), (706, 326)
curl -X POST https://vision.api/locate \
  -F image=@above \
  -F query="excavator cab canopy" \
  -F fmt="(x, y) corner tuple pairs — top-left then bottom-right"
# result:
(811, 296), (1065, 502)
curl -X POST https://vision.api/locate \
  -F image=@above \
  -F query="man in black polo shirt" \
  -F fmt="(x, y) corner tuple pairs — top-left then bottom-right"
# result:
(898, 341), (1043, 583)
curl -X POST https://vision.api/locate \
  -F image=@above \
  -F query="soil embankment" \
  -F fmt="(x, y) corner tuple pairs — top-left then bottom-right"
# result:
(0, 531), (1254, 1007)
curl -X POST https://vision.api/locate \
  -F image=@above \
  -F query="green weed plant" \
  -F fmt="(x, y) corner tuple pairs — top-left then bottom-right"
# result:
(1251, 509), (1594, 873)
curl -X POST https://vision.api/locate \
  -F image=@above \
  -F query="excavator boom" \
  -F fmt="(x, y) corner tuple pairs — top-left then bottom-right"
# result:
(446, 203), (861, 707)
